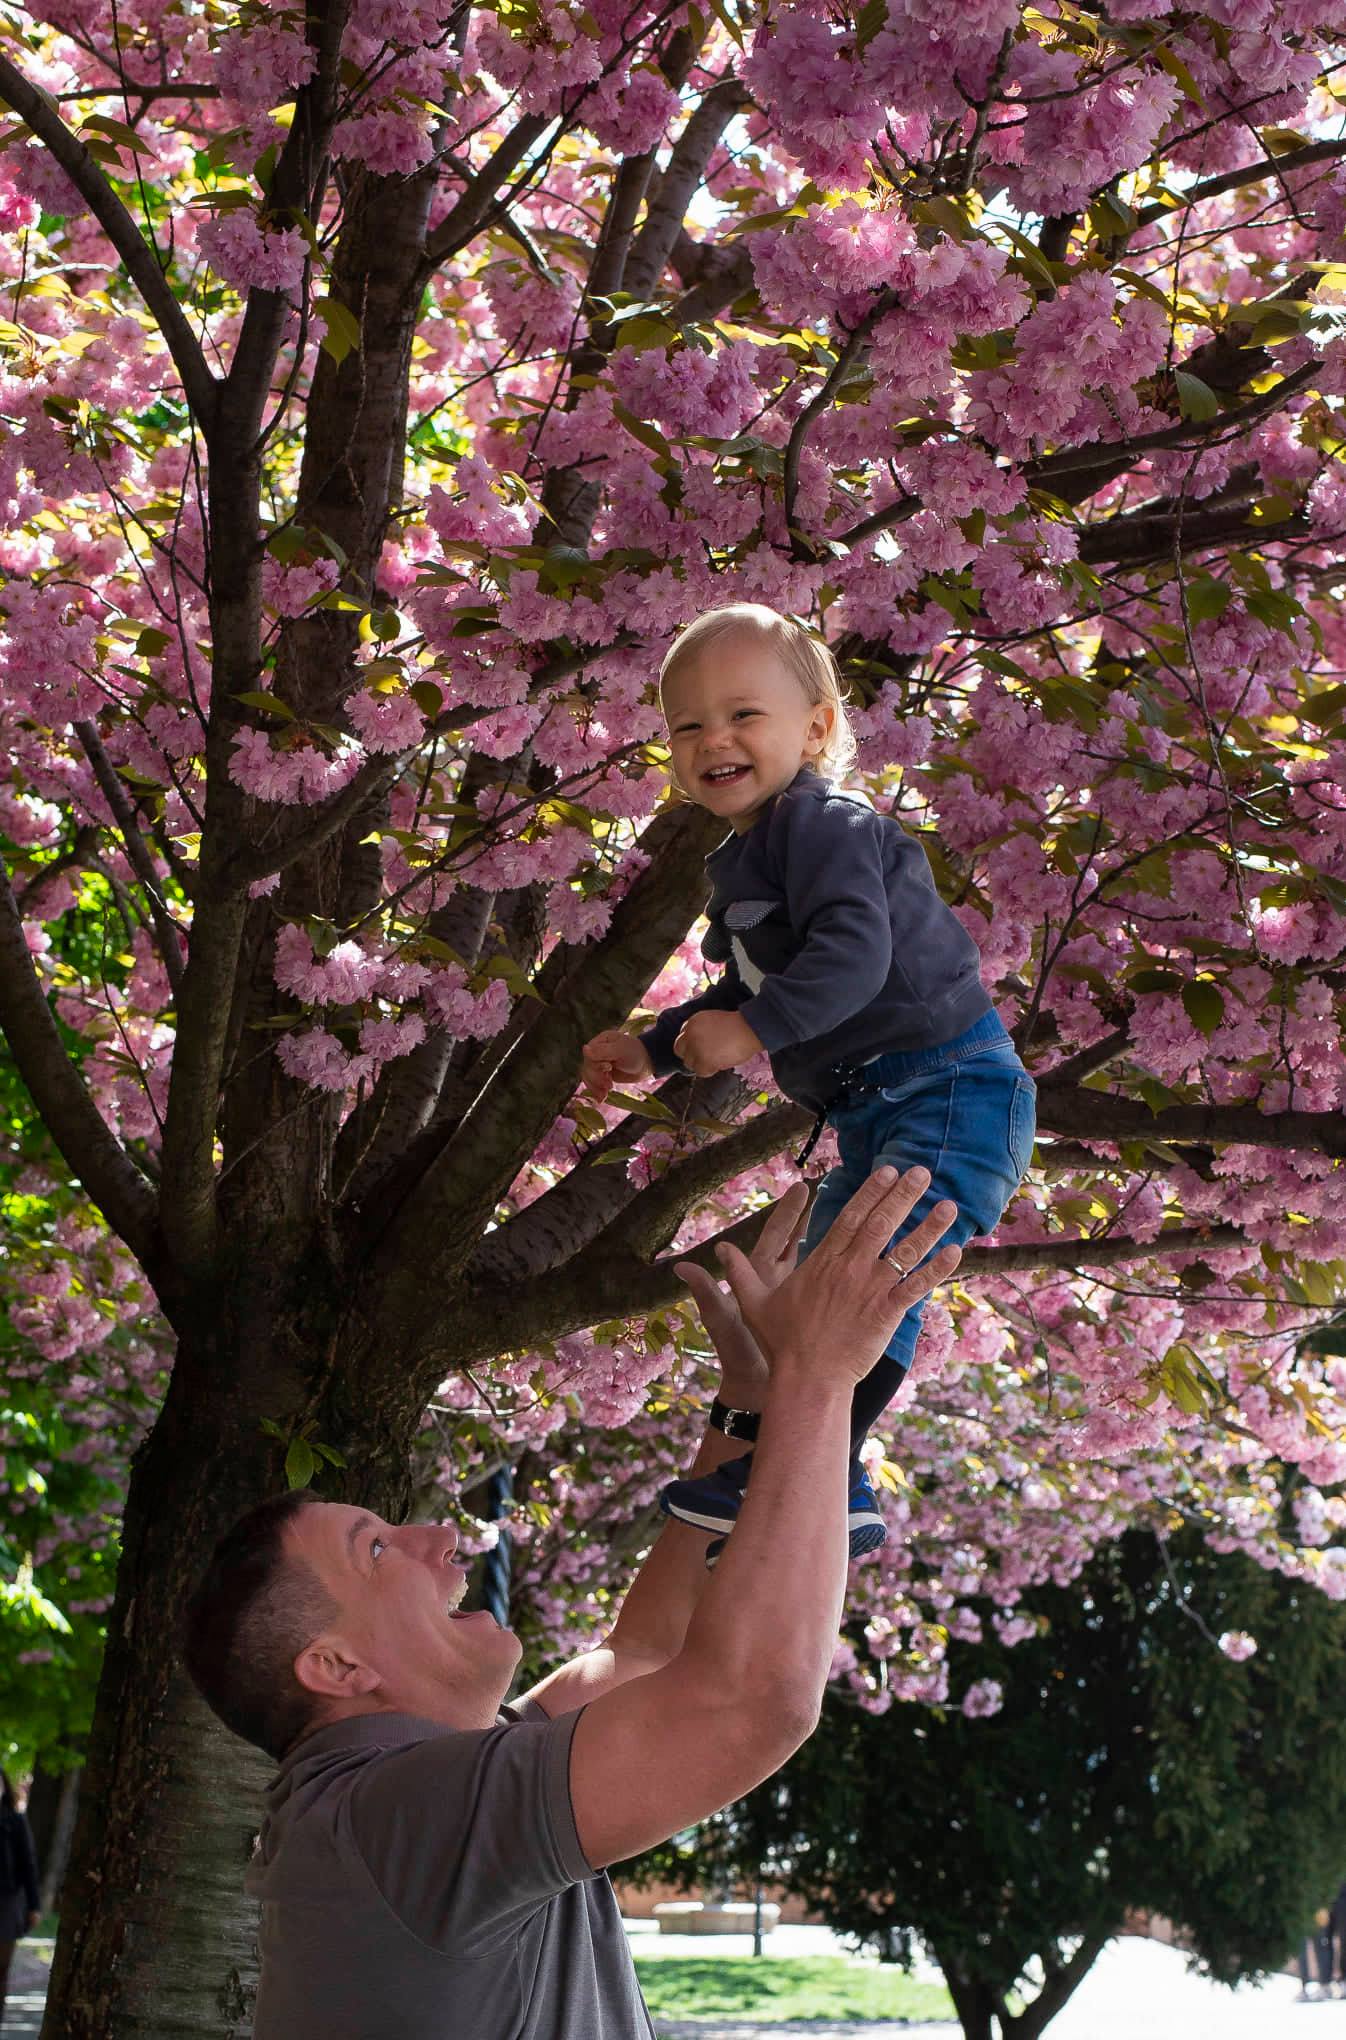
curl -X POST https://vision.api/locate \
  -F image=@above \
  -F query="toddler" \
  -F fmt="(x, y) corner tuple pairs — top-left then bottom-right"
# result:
(582, 603), (1036, 1560)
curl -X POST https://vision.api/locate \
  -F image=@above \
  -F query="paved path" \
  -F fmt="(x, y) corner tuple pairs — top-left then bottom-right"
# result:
(5, 1942), (51, 2037)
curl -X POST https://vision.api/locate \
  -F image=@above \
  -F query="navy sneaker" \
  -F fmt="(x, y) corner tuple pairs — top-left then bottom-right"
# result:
(848, 1466), (887, 1557)
(660, 1455), (750, 1534)
(705, 1536), (726, 1570)
(664, 1457), (889, 1560)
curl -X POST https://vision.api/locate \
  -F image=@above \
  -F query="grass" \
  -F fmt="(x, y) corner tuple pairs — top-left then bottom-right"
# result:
(633, 1953), (955, 2024)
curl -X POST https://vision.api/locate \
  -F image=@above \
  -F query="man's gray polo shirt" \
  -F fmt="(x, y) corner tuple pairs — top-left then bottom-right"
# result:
(244, 1701), (656, 2037)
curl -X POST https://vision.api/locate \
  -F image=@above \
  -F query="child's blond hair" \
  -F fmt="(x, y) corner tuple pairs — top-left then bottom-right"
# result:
(658, 603), (856, 781)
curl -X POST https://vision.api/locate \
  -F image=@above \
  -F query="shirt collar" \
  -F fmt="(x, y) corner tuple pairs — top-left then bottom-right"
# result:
(281, 1710), (449, 1770)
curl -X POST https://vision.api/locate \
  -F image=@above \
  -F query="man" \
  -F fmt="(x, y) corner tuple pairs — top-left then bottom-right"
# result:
(184, 1165), (958, 2037)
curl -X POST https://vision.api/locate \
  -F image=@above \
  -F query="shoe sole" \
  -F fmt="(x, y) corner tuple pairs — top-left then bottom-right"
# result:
(662, 1496), (740, 1532)
(849, 1519), (887, 1557)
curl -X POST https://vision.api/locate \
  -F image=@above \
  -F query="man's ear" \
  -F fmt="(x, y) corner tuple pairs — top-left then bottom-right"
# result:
(294, 1639), (381, 1700)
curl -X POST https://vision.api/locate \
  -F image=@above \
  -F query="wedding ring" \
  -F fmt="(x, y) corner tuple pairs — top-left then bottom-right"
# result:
(884, 1248), (909, 1276)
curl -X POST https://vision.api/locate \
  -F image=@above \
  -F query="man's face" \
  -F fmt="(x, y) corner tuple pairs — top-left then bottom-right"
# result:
(288, 1502), (522, 1730)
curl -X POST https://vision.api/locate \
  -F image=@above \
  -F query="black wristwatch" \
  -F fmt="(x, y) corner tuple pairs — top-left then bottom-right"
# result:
(709, 1397), (761, 1443)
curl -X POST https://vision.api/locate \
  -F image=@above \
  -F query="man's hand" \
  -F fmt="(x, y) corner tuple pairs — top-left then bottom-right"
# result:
(717, 1165), (959, 1384)
(581, 1028), (653, 1100)
(676, 1182), (810, 1410)
(674, 1009), (763, 1077)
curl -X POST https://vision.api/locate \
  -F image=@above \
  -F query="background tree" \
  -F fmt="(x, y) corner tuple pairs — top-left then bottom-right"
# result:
(0, 3), (1344, 2035)
(629, 1526), (1346, 2040)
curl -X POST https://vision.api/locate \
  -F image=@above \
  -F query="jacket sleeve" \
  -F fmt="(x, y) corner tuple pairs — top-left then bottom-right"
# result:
(737, 794), (893, 1052)
(638, 957), (748, 1076)
(16, 1813), (39, 1914)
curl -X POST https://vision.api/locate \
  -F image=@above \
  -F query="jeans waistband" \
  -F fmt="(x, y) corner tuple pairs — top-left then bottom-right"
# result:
(848, 1009), (1016, 1090)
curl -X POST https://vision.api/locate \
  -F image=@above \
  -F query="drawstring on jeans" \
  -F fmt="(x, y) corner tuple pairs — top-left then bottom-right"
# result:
(795, 1111), (827, 1170)
(794, 1063), (891, 1171)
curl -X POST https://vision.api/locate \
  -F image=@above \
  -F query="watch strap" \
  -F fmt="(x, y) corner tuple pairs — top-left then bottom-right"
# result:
(709, 1397), (761, 1443)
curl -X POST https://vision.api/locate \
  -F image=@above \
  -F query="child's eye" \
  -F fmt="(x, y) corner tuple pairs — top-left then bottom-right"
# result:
(673, 722), (700, 735)
(732, 709), (760, 721)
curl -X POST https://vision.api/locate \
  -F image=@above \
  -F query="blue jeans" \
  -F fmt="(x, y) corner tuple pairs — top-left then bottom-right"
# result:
(797, 1010), (1037, 1456)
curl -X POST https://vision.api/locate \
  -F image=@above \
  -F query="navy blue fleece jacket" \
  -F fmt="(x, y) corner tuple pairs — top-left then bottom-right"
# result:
(639, 771), (991, 1113)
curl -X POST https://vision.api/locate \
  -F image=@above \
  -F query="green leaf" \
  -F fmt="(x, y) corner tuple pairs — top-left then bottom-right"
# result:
(1154, 42), (1207, 108)
(410, 679), (443, 718)
(82, 113), (151, 154)
(1182, 980), (1224, 1036)
(853, 0), (888, 51)
(317, 295), (361, 365)
(135, 625), (171, 656)
(285, 1439), (317, 1489)
(1244, 587), (1301, 636)
(611, 398), (674, 465)
(235, 690), (295, 721)
(607, 1090), (678, 1122)
(1184, 574), (1231, 623)
(1174, 370), (1220, 423)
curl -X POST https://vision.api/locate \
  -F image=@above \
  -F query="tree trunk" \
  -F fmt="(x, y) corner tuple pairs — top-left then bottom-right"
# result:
(937, 1952), (1002, 2040)
(40, 1360), (272, 2036)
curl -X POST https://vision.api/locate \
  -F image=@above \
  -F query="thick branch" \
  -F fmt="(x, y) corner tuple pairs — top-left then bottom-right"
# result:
(468, 1069), (750, 1284)
(1080, 505), (1310, 568)
(1036, 1084), (1346, 1159)
(74, 721), (186, 997)
(0, 55), (218, 425)
(433, 1213), (1253, 1368)
(623, 76), (751, 299)
(221, 0), (349, 442)
(668, 232), (754, 323)
(1030, 1028), (1130, 1086)
(1027, 359), (1320, 499)
(0, 852), (160, 1271)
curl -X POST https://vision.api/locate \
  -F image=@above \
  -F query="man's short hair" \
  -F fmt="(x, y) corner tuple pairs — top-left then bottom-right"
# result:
(182, 1490), (338, 1761)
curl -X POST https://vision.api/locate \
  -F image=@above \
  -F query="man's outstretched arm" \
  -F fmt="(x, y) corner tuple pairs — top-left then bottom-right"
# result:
(521, 1186), (809, 1719)
(567, 1166), (961, 1870)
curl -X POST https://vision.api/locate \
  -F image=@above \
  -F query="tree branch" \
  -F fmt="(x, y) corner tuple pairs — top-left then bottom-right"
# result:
(0, 851), (160, 1272)
(623, 76), (751, 299)
(1035, 1084), (1346, 1159)
(432, 1212), (1254, 1368)
(468, 1068), (750, 1284)
(1079, 505), (1310, 569)
(421, 113), (553, 273)
(0, 54), (218, 426)
(1134, 137), (1346, 230)
(73, 721), (186, 998)
(370, 803), (725, 1308)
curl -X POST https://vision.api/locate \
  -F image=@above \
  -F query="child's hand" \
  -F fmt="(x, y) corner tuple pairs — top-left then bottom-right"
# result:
(581, 1029), (653, 1100)
(674, 1010), (763, 1078)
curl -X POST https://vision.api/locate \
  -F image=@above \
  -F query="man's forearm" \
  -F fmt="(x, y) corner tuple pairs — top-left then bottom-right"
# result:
(602, 1402), (760, 1665)
(678, 1357), (852, 1709)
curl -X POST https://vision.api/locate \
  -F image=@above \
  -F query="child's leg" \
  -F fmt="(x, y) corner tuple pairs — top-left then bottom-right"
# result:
(848, 1051), (1036, 1455)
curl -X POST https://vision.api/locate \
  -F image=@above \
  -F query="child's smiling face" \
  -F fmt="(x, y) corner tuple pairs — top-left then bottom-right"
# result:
(662, 631), (835, 831)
